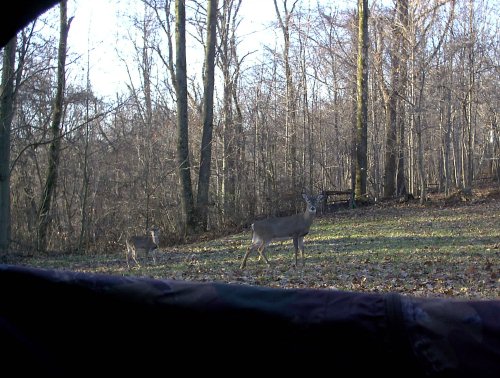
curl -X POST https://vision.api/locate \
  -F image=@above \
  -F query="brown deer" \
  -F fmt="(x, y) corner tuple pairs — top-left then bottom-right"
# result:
(240, 193), (324, 269)
(125, 227), (160, 268)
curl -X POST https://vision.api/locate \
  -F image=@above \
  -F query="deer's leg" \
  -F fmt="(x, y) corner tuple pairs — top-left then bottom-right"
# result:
(293, 237), (299, 267)
(256, 242), (271, 266)
(132, 249), (140, 268)
(240, 244), (255, 269)
(150, 248), (157, 265)
(298, 236), (305, 266)
(126, 243), (131, 269)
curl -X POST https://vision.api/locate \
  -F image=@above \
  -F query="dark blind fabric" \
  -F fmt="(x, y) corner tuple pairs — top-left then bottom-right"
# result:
(0, 264), (498, 377)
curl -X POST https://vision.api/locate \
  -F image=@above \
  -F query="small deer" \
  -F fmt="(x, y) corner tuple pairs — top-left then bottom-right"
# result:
(240, 193), (324, 269)
(125, 227), (160, 268)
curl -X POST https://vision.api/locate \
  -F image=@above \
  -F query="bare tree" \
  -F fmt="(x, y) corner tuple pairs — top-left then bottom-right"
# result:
(355, 0), (368, 200)
(274, 0), (299, 197)
(463, 0), (475, 189)
(395, 0), (409, 197)
(36, 0), (72, 252)
(218, 0), (242, 226)
(375, 0), (408, 199)
(0, 35), (16, 252)
(120, 4), (159, 233)
(196, 0), (218, 231)
(174, 0), (196, 234)
(406, 0), (454, 202)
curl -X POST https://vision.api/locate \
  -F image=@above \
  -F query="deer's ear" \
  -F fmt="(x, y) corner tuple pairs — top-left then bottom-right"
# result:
(317, 194), (324, 201)
(302, 193), (308, 200)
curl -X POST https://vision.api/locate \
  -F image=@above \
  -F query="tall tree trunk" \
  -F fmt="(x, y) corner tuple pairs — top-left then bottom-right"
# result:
(350, 79), (357, 208)
(0, 36), (16, 252)
(232, 77), (244, 216)
(464, 0), (475, 189)
(78, 51), (91, 254)
(220, 0), (241, 226)
(396, 0), (408, 197)
(174, 0), (196, 234)
(196, 0), (218, 232)
(355, 0), (368, 200)
(415, 73), (426, 204)
(442, 52), (453, 196)
(220, 0), (236, 223)
(222, 64), (235, 225)
(383, 72), (397, 198)
(373, 21), (395, 198)
(274, 0), (298, 199)
(36, 1), (72, 252)
(143, 9), (154, 231)
(383, 2), (406, 199)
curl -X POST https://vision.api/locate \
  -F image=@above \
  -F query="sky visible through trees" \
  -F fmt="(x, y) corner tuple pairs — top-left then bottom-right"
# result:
(68, 0), (291, 98)
(67, 0), (380, 98)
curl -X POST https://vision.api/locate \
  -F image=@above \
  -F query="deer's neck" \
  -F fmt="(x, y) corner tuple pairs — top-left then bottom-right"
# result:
(302, 210), (316, 225)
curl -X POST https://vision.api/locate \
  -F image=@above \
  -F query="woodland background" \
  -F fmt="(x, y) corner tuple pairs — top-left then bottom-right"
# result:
(0, 0), (499, 254)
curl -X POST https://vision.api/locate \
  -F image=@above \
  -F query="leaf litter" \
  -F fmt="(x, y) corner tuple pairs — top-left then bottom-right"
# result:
(5, 195), (499, 299)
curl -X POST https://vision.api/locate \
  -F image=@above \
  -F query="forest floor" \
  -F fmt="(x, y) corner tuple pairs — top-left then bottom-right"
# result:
(3, 186), (500, 300)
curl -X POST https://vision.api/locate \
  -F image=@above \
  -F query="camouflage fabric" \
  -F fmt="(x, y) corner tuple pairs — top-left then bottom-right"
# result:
(0, 264), (498, 376)
(402, 295), (500, 376)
